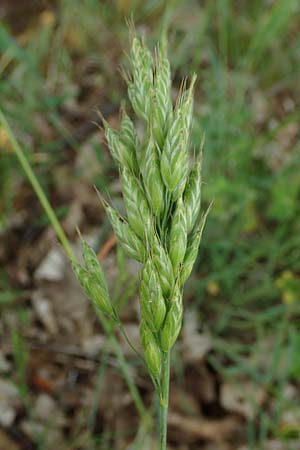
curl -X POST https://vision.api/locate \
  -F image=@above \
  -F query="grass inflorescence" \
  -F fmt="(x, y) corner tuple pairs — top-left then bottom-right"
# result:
(73, 32), (208, 449)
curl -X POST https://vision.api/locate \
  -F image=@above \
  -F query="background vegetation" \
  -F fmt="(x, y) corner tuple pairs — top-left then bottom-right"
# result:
(1, 1), (300, 449)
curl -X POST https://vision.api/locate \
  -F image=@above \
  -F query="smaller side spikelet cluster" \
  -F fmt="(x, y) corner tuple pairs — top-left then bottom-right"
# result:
(73, 240), (118, 323)
(73, 34), (209, 388)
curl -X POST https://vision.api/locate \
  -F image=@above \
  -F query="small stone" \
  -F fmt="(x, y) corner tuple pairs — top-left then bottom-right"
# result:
(0, 352), (11, 373)
(35, 248), (66, 281)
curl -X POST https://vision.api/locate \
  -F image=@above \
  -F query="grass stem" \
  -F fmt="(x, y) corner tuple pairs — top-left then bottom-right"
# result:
(101, 316), (147, 418)
(159, 350), (171, 450)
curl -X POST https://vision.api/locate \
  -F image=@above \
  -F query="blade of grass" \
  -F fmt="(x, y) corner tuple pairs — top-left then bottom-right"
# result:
(244, 0), (296, 69)
(0, 108), (75, 263)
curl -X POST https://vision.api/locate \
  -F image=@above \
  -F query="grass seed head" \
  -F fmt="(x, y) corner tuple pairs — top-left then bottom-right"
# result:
(98, 33), (208, 374)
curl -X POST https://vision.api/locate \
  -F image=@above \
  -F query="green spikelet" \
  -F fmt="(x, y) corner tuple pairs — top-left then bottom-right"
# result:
(162, 75), (196, 200)
(160, 110), (188, 193)
(184, 151), (202, 233)
(128, 36), (153, 122)
(103, 123), (121, 164)
(160, 289), (183, 352)
(180, 204), (211, 285)
(73, 263), (89, 291)
(180, 74), (196, 142)
(106, 205), (146, 263)
(81, 240), (106, 277)
(73, 261), (116, 320)
(152, 43), (172, 149)
(169, 197), (187, 273)
(140, 321), (161, 379)
(140, 259), (166, 332)
(103, 119), (138, 174)
(121, 167), (152, 240)
(141, 132), (164, 215)
(131, 36), (153, 85)
(152, 235), (175, 299)
(120, 109), (139, 156)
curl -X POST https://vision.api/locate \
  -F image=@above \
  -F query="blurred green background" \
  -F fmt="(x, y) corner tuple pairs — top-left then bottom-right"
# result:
(1, 1), (300, 449)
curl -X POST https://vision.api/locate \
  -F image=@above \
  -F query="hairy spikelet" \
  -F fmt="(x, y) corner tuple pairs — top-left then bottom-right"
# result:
(184, 151), (202, 233)
(106, 205), (146, 262)
(131, 36), (153, 85)
(180, 205), (211, 285)
(128, 37), (153, 122)
(160, 110), (188, 193)
(103, 123), (121, 164)
(180, 74), (196, 142)
(141, 132), (164, 215)
(140, 259), (166, 331)
(120, 109), (138, 153)
(81, 240), (108, 286)
(152, 235), (175, 299)
(121, 167), (152, 239)
(152, 44), (172, 149)
(140, 320), (161, 379)
(164, 75), (196, 201)
(103, 119), (138, 174)
(73, 261), (116, 320)
(160, 289), (183, 352)
(169, 197), (187, 272)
